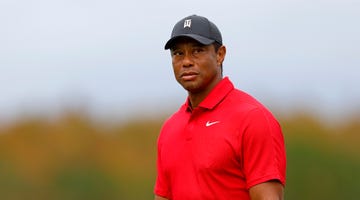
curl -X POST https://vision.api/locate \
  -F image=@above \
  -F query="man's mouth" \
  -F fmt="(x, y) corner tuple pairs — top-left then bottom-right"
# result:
(181, 72), (198, 81)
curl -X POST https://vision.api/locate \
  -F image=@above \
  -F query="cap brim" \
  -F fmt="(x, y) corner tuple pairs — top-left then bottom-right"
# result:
(164, 34), (215, 50)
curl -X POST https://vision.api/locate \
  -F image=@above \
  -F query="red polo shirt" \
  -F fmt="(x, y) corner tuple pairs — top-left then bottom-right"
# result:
(155, 77), (286, 200)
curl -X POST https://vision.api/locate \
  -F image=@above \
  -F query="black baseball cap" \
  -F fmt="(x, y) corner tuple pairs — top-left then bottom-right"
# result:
(164, 15), (222, 50)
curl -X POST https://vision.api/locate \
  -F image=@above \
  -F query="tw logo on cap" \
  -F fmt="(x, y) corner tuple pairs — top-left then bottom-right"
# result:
(184, 19), (191, 28)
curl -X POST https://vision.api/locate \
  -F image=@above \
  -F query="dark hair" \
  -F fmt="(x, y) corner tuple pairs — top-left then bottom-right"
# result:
(213, 42), (223, 74)
(213, 42), (222, 52)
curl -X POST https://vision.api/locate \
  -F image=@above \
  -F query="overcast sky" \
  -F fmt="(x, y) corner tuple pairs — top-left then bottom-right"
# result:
(0, 0), (359, 121)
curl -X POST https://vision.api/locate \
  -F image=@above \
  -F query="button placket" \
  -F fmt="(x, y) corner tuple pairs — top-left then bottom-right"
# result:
(185, 108), (201, 141)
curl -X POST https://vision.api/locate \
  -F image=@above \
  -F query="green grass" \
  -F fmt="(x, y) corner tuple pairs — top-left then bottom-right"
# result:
(0, 111), (359, 199)
(285, 142), (360, 200)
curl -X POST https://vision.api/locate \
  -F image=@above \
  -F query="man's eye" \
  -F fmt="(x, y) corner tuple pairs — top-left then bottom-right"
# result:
(193, 48), (204, 54)
(172, 51), (182, 56)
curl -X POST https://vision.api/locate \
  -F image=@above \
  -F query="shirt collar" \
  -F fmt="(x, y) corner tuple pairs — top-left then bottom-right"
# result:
(184, 77), (234, 111)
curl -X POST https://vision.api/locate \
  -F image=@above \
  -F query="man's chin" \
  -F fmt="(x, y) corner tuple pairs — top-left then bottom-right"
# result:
(183, 85), (202, 94)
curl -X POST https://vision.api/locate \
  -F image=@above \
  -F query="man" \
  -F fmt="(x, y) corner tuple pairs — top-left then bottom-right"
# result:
(154, 15), (286, 200)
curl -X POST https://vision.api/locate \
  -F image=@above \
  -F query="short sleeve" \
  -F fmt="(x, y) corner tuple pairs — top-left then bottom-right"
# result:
(154, 133), (170, 198)
(242, 108), (286, 189)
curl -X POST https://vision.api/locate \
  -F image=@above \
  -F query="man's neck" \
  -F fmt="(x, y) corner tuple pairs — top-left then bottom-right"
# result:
(187, 77), (223, 109)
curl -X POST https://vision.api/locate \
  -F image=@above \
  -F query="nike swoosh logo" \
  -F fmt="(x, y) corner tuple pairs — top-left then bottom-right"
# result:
(206, 121), (220, 127)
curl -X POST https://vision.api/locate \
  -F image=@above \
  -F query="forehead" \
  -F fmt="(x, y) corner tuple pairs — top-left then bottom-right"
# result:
(170, 37), (206, 50)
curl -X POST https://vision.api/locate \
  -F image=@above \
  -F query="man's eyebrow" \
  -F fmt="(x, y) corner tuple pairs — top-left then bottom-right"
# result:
(170, 42), (206, 51)
(191, 43), (206, 48)
(170, 47), (179, 51)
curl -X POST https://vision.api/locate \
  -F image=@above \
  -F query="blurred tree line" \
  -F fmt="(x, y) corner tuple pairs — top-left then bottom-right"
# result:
(0, 111), (359, 200)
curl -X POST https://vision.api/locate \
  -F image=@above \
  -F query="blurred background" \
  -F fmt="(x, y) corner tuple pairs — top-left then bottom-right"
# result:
(0, 0), (359, 199)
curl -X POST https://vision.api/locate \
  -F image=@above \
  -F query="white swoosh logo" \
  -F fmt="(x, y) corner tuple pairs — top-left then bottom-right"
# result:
(206, 121), (220, 127)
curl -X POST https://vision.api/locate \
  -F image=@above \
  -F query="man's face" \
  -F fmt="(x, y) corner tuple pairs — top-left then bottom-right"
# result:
(170, 38), (225, 94)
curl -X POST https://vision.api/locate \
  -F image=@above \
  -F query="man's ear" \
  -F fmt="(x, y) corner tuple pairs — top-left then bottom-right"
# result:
(217, 45), (226, 66)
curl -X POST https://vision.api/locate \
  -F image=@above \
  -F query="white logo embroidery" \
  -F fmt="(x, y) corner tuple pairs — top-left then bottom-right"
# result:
(206, 121), (220, 127)
(184, 19), (191, 28)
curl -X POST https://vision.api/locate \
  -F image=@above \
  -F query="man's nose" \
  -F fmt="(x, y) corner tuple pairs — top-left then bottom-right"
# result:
(182, 52), (194, 67)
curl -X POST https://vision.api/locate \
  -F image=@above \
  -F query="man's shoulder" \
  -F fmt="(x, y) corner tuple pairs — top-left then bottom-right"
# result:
(222, 87), (276, 117)
(162, 104), (188, 125)
(227, 88), (261, 107)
